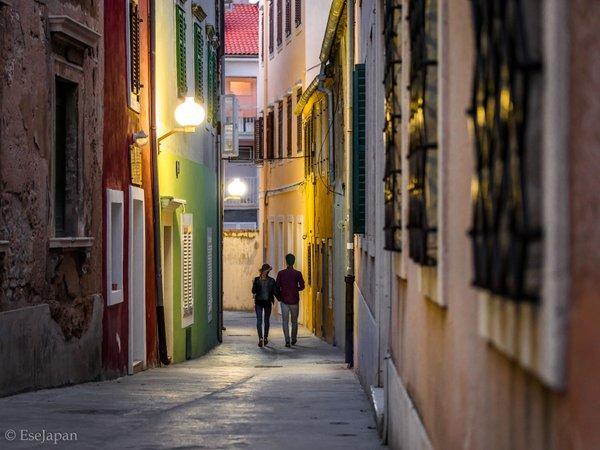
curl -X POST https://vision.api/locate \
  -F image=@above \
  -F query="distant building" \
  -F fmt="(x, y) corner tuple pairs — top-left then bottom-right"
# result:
(223, 1), (259, 230)
(0, 0), (103, 395)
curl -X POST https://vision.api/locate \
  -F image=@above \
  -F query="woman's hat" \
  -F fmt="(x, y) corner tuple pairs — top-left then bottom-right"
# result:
(259, 263), (272, 273)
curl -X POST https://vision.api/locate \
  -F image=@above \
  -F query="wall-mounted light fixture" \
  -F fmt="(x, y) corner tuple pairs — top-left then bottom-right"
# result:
(158, 97), (206, 147)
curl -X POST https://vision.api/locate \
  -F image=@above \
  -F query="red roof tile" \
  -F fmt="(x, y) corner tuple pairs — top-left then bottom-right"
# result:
(225, 4), (259, 56)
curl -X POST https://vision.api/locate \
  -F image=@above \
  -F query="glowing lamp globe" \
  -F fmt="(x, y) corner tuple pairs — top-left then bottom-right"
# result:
(174, 97), (206, 127)
(227, 178), (248, 198)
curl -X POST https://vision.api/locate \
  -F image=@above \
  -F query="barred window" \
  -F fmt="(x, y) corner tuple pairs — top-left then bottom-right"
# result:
(383, 0), (403, 251)
(175, 5), (187, 98)
(277, 0), (283, 46)
(296, 88), (302, 153)
(128, 0), (141, 110)
(269, 0), (274, 54)
(285, 0), (292, 37)
(295, 0), (301, 27)
(468, 0), (543, 301)
(407, 0), (438, 266)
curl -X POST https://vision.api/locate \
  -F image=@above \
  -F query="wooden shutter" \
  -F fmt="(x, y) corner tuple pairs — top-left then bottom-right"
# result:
(129, 0), (141, 102)
(352, 64), (366, 234)
(254, 116), (264, 161)
(194, 23), (204, 102)
(277, 0), (282, 46)
(269, 0), (274, 54)
(182, 214), (194, 325)
(277, 101), (283, 158)
(266, 110), (274, 160)
(286, 96), (292, 157)
(296, 88), (302, 153)
(295, 0), (301, 27)
(285, 0), (291, 36)
(176, 5), (187, 98)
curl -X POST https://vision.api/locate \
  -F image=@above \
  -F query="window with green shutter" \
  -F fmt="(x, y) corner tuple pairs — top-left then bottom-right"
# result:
(194, 23), (204, 103)
(176, 5), (187, 98)
(352, 64), (366, 235)
(206, 45), (218, 124)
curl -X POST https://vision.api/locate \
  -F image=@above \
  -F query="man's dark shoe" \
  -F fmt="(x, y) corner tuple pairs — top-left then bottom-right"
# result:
(264, 337), (269, 346)
(285, 342), (291, 348)
(291, 339), (297, 346)
(258, 339), (264, 348)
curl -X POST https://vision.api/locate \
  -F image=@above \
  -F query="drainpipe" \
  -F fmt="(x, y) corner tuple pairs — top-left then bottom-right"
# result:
(149, 0), (170, 365)
(344, 0), (355, 367)
(316, 66), (334, 183)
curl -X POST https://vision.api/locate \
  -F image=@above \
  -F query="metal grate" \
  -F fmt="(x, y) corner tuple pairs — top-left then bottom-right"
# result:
(406, 0), (438, 266)
(468, 0), (543, 302)
(383, 0), (403, 252)
(295, 0), (301, 27)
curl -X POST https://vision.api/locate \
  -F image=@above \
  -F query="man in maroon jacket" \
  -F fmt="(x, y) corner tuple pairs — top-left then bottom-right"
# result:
(276, 253), (305, 347)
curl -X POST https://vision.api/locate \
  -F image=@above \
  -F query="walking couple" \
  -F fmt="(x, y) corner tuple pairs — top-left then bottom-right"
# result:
(251, 253), (305, 348)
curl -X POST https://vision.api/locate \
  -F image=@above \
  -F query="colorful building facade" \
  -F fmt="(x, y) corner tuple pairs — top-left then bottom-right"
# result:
(155, 0), (222, 363)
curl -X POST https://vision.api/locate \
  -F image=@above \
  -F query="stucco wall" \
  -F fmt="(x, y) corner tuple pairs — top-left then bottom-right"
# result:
(0, 0), (103, 394)
(223, 230), (261, 310)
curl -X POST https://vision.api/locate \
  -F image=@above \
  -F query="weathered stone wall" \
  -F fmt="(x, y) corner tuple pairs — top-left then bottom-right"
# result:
(223, 230), (261, 311)
(0, 0), (103, 395)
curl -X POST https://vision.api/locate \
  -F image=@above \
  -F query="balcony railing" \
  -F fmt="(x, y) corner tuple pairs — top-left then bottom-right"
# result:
(238, 117), (255, 136)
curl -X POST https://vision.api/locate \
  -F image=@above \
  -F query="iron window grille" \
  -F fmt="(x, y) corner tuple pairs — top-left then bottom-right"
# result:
(296, 87), (302, 153)
(269, 0), (274, 54)
(285, 0), (292, 37)
(468, 0), (543, 302)
(175, 5), (187, 98)
(193, 23), (204, 103)
(295, 0), (301, 27)
(129, 0), (141, 107)
(406, 0), (438, 266)
(383, 0), (403, 251)
(277, 0), (283, 46)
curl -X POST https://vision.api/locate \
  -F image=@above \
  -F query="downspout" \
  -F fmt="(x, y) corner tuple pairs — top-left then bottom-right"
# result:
(316, 66), (334, 184)
(149, 0), (170, 365)
(343, 0), (355, 367)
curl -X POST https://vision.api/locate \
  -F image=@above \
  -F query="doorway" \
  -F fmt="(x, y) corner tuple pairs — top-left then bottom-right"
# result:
(128, 187), (146, 374)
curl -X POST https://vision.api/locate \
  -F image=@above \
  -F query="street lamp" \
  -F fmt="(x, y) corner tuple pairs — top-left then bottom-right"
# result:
(225, 178), (247, 201)
(158, 97), (206, 146)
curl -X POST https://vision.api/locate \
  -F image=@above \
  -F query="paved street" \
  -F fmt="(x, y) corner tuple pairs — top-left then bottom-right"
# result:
(0, 312), (382, 449)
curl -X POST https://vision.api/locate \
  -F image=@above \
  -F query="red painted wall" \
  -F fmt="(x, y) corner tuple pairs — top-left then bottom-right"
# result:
(103, 0), (158, 377)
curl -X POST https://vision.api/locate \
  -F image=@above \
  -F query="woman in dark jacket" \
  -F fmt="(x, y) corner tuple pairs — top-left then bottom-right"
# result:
(251, 263), (279, 347)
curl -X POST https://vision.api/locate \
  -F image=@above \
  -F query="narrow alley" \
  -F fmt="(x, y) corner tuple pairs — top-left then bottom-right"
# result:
(0, 312), (381, 449)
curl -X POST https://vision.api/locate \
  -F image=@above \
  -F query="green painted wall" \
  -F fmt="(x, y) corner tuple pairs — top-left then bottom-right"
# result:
(159, 151), (219, 363)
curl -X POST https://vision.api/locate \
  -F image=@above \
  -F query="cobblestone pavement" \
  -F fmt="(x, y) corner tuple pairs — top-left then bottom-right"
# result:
(0, 311), (383, 449)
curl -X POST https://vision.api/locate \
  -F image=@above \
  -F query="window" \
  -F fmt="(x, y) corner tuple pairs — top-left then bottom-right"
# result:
(206, 43), (218, 124)
(181, 213), (194, 328)
(230, 145), (254, 162)
(407, 0), (438, 266)
(106, 189), (124, 306)
(469, 0), (543, 302)
(277, 0), (283, 46)
(127, 0), (141, 110)
(353, 64), (366, 234)
(286, 95), (292, 157)
(175, 5), (187, 98)
(194, 23), (204, 103)
(295, 0), (301, 27)
(54, 78), (79, 237)
(269, 0), (274, 54)
(383, 0), (402, 251)
(277, 100), (283, 158)
(296, 88), (302, 153)
(285, 0), (291, 37)
(304, 113), (313, 175)
(266, 109), (274, 160)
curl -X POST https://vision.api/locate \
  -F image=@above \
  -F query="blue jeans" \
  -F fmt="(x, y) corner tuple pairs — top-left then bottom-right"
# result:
(255, 301), (272, 339)
(280, 303), (299, 343)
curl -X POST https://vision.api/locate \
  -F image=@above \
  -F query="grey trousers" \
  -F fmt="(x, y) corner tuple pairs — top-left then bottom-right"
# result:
(280, 303), (299, 343)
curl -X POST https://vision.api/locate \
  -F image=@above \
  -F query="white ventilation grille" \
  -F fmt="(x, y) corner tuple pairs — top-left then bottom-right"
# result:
(181, 213), (194, 328)
(207, 228), (213, 323)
